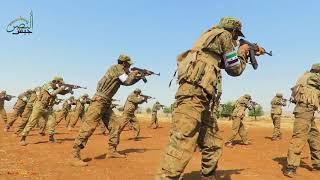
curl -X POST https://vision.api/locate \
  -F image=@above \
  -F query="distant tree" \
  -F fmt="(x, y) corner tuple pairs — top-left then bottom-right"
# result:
(146, 107), (152, 114)
(136, 107), (142, 114)
(248, 105), (264, 120)
(163, 107), (171, 117)
(117, 106), (124, 112)
(220, 101), (235, 117)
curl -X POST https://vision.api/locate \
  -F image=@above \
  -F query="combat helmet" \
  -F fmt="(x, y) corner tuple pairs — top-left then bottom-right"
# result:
(218, 16), (244, 37)
(244, 94), (251, 99)
(134, 88), (141, 94)
(52, 76), (65, 84)
(82, 93), (89, 97)
(118, 54), (134, 65)
(311, 63), (320, 73)
(276, 93), (283, 97)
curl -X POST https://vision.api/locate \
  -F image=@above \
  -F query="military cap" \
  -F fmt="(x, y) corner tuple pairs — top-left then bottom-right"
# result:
(52, 76), (65, 84)
(244, 94), (251, 99)
(34, 86), (41, 92)
(276, 93), (283, 97)
(156, 101), (160, 104)
(0, 90), (6, 94)
(82, 93), (89, 97)
(311, 63), (320, 72)
(218, 16), (244, 37)
(134, 88), (141, 94)
(69, 96), (75, 100)
(118, 54), (134, 65)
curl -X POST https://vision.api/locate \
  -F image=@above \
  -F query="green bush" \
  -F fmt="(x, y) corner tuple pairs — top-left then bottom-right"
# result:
(146, 107), (152, 114)
(220, 101), (235, 117)
(248, 105), (264, 119)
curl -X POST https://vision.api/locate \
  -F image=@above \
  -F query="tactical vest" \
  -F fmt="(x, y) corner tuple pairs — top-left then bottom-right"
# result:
(176, 28), (225, 96)
(37, 83), (57, 108)
(291, 72), (320, 108)
(271, 97), (282, 115)
(96, 64), (124, 101)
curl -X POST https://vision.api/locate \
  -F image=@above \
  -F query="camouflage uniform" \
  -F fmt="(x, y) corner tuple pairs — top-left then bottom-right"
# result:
(19, 77), (73, 145)
(0, 91), (13, 124)
(270, 93), (286, 140)
(121, 90), (147, 138)
(284, 64), (320, 177)
(225, 95), (252, 146)
(156, 17), (257, 179)
(55, 97), (76, 127)
(5, 90), (32, 131)
(149, 102), (162, 129)
(15, 88), (41, 135)
(71, 55), (143, 166)
(69, 95), (91, 129)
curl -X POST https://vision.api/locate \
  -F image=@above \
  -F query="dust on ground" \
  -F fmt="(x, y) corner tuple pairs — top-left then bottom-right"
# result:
(1, 115), (320, 180)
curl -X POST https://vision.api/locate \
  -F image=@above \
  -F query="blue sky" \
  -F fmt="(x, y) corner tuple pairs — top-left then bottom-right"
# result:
(0, 0), (319, 111)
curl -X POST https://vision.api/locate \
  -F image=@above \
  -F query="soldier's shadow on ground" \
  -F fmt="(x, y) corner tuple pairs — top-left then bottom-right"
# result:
(273, 157), (313, 172)
(57, 137), (75, 142)
(127, 136), (152, 141)
(264, 136), (273, 140)
(94, 148), (159, 160)
(182, 169), (245, 180)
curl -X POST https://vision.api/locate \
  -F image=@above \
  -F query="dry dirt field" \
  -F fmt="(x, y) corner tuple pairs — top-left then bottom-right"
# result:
(1, 115), (320, 180)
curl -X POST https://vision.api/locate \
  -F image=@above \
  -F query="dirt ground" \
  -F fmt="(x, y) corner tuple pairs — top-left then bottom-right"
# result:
(1, 116), (320, 180)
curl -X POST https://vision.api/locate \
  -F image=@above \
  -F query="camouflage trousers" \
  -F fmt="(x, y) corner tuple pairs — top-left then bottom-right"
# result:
(15, 106), (33, 134)
(149, 112), (159, 128)
(287, 104), (320, 168)
(21, 102), (56, 137)
(226, 116), (248, 144)
(73, 99), (121, 150)
(6, 107), (25, 128)
(156, 96), (223, 179)
(121, 113), (140, 138)
(55, 110), (69, 127)
(271, 114), (281, 139)
(0, 107), (8, 123)
(70, 110), (84, 128)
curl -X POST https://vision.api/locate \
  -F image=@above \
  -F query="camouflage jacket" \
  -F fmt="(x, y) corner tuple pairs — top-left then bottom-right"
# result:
(232, 96), (251, 118)
(271, 96), (286, 115)
(123, 92), (146, 115)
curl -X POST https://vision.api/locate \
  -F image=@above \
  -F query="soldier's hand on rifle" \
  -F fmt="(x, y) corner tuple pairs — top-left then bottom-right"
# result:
(238, 44), (250, 55)
(255, 45), (266, 56)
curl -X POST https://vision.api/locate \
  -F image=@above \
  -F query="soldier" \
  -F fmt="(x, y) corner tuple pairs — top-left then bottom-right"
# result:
(155, 17), (265, 180)
(4, 89), (33, 132)
(283, 64), (320, 177)
(149, 101), (163, 129)
(55, 96), (76, 127)
(99, 103), (119, 135)
(68, 94), (91, 130)
(121, 89), (148, 139)
(0, 90), (14, 124)
(225, 94), (255, 147)
(19, 77), (74, 146)
(70, 54), (149, 167)
(270, 93), (287, 141)
(15, 87), (41, 135)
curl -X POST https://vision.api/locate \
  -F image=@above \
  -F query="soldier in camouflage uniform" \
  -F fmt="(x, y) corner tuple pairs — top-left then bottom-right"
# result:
(149, 101), (163, 129)
(283, 64), (320, 177)
(4, 89), (33, 132)
(98, 103), (119, 135)
(270, 93), (287, 141)
(225, 94), (254, 147)
(19, 77), (74, 146)
(55, 96), (76, 127)
(120, 89), (148, 139)
(0, 90), (14, 124)
(15, 87), (41, 135)
(70, 55), (147, 167)
(155, 17), (265, 180)
(68, 94), (91, 130)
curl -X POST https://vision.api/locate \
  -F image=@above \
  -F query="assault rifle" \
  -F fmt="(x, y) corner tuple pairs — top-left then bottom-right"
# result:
(239, 39), (273, 70)
(131, 67), (160, 83)
(112, 99), (120, 102)
(111, 104), (119, 109)
(6, 95), (16, 99)
(62, 83), (87, 89)
(140, 94), (155, 101)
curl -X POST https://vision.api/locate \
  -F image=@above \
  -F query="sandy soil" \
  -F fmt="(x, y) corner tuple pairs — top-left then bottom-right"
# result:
(1, 116), (320, 180)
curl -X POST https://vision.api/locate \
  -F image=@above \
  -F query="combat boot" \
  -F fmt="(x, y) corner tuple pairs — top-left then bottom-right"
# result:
(283, 166), (297, 178)
(107, 146), (126, 158)
(312, 164), (320, 171)
(201, 174), (217, 180)
(225, 142), (233, 147)
(49, 135), (61, 143)
(70, 146), (88, 167)
(19, 136), (28, 146)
